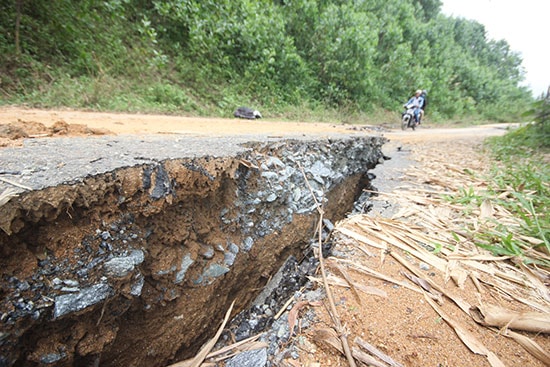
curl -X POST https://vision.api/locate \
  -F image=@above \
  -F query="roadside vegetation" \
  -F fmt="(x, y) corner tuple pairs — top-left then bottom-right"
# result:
(448, 92), (549, 264)
(0, 0), (533, 123)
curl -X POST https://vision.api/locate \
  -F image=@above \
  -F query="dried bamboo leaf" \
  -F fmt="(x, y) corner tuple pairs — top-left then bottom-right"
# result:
(350, 242), (375, 257)
(274, 286), (306, 320)
(402, 272), (434, 293)
(316, 320), (405, 367)
(423, 177), (452, 189)
(444, 259), (453, 284)
(497, 191), (512, 199)
(391, 207), (418, 220)
(351, 216), (383, 231)
(501, 329), (550, 365)
(469, 304), (550, 333)
(391, 252), (471, 314)
(168, 300), (235, 367)
(476, 276), (550, 313)
(485, 352), (506, 367)
(470, 271), (485, 294)
(311, 328), (343, 354)
(355, 337), (404, 367)
(237, 341), (269, 352)
(0, 188), (18, 207)
(355, 285), (387, 298)
(206, 333), (263, 359)
(387, 225), (454, 256)
(337, 258), (422, 294)
(517, 262), (550, 303)
(431, 205), (452, 219)
(447, 254), (513, 261)
(518, 235), (545, 246)
(461, 260), (533, 288)
(288, 301), (322, 336)
(209, 341), (269, 363)
(409, 187), (449, 195)
(335, 227), (387, 250)
(524, 246), (550, 260)
(424, 295), (506, 367)
(326, 260), (363, 305)
(288, 301), (310, 336)
(351, 347), (388, 367)
(308, 275), (387, 298)
(479, 199), (494, 219)
(449, 263), (468, 289)
(0, 177), (32, 191)
(377, 225), (448, 272)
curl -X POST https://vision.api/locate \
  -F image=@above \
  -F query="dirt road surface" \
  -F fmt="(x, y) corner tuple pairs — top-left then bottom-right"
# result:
(0, 106), (509, 142)
(0, 107), (363, 138)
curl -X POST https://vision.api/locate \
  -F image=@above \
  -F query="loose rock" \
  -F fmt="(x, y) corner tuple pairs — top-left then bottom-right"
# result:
(53, 283), (113, 319)
(226, 348), (268, 367)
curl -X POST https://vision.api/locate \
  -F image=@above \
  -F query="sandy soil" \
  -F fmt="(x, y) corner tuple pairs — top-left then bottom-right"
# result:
(293, 136), (550, 367)
(0, 107), (359, 141)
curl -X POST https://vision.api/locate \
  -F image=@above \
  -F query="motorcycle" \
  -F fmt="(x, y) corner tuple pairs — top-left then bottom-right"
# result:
(401, 104), (419, 130)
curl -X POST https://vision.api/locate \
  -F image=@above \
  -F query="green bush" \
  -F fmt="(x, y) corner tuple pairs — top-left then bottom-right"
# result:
(480, 96), (550, 260)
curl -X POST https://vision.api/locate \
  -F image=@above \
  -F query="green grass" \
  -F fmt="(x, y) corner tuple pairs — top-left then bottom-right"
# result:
(0, 71), (407, 125)
(0, 58), (524, 127)
(446, 121), (549, 265)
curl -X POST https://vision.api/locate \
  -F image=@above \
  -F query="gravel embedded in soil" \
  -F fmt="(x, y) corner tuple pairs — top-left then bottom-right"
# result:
(0, 114), (388, 367)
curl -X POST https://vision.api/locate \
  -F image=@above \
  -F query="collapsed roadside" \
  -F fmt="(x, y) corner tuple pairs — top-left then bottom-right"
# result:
(261, 133), (550, 367)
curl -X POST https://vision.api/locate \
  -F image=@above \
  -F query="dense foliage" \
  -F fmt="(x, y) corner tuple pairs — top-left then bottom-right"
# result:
(0, 0), (534, 121)
(491, 88), (550, 156)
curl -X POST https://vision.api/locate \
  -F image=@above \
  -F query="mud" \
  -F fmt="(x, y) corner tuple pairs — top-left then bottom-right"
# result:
(0, 134), (386, 366)
(0, 120), (111, 148)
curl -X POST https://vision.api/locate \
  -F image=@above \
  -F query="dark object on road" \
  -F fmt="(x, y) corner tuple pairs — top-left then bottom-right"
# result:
(234, 107), (262, 119)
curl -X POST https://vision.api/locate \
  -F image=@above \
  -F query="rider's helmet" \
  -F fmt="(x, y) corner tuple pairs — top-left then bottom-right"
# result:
(415, 89), (422, 95)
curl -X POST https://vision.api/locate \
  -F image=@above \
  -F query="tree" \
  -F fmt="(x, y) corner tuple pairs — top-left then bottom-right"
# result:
(0, 0), (532, 119)
(413, 0), (442, 21)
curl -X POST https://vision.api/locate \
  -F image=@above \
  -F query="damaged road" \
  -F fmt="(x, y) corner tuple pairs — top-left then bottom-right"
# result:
(0, 129), (386, 366)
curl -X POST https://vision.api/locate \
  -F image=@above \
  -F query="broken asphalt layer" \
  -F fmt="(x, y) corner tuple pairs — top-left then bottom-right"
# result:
(0, 131), (387, 366)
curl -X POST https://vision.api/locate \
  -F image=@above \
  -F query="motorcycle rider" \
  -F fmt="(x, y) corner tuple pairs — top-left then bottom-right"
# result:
(405, 90), (424, 125)
(419, 90), (428, 122)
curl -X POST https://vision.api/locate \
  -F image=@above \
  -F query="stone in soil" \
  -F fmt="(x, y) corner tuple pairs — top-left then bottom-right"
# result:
(226, 348), (268, 367)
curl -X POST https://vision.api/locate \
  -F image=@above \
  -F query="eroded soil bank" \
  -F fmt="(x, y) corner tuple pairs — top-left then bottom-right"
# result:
(0, 135), (385, 366)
